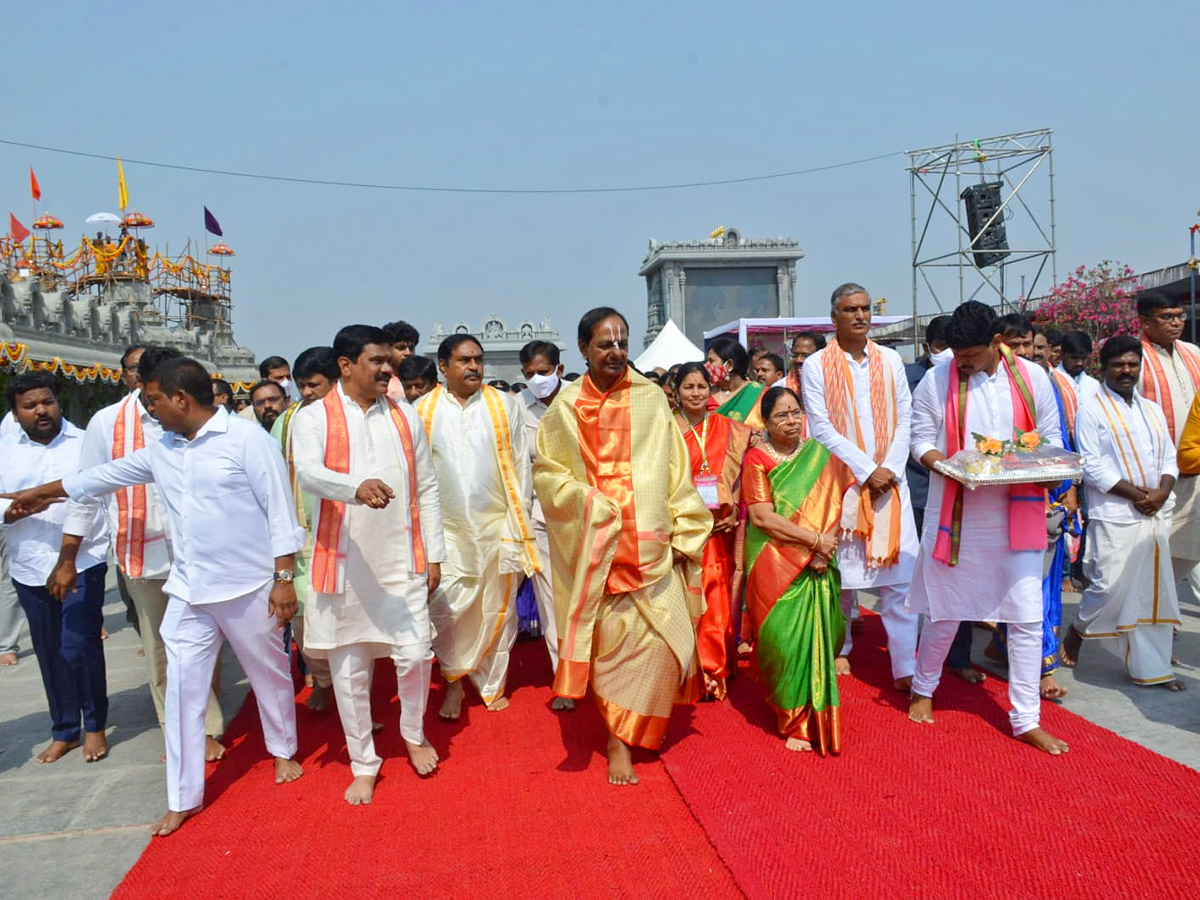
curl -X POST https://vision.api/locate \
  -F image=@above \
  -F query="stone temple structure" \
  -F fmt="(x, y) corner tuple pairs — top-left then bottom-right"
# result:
(423, 315), (567, 385)
(638, 227), (805, 348)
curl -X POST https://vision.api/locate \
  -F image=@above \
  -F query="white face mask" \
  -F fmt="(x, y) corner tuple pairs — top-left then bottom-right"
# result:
(277, 377), (293, 393)
(527, 371), (560, 400)
(931, 348), (954, 364)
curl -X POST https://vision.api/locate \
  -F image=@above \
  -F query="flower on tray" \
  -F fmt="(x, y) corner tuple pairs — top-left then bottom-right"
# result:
(972, 431), (1044, 456)
(973, 434), (1005, 456)
(1017, 430), (1042, 450)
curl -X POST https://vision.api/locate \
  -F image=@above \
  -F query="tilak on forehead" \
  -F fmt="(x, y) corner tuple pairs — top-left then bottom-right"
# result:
(606, 321), (626, 343)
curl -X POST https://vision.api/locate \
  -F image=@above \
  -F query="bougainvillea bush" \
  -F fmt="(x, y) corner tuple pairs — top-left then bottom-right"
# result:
(1028, 261), (1142, 356)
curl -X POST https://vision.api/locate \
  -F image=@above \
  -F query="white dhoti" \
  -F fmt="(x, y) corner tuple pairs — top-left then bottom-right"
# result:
(430, 564), (519, 704)
(1078, 517), (1180, 685)
(531, 522), (559, 671)
(160, 582), (297, 812)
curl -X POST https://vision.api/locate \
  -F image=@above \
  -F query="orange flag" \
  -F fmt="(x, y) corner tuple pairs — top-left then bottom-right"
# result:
(29, 167), (41, 201)
(9, 213), (30, 244)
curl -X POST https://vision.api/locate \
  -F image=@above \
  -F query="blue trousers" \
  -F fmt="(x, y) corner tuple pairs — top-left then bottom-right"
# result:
(14, 563), (109, 742)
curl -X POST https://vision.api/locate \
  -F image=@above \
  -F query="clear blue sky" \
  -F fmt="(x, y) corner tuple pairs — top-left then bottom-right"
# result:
(4, 1), (1196, 367)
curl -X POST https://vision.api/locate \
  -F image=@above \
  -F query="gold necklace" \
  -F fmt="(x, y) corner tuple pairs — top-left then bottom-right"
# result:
(763, 440), (802, 463)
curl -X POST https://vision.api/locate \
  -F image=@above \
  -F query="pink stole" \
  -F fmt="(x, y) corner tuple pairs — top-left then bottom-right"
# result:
(933, 347), (1046, 566)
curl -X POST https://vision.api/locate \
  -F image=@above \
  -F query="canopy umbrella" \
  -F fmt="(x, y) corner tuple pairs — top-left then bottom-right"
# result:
(208, 242), (235, 256)
(32, 214), (64, 230)
(122, 211), (154, 229)
(85, 212), (122, 226)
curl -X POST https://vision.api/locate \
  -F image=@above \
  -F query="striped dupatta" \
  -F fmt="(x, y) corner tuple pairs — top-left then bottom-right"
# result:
(821, 340), (901, 569)
(310, 390), (427, 594)
(1139, 339), (1200, 442)
(112, 393), (148, 576)
(933, 345), (1046, 566)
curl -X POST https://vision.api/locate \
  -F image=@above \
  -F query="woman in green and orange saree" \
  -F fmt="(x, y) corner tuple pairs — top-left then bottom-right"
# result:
(743, 386), (852, 754)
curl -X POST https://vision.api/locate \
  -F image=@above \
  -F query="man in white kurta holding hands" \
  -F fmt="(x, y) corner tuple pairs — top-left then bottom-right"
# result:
(417, 333), (538, 719)
(906, 302), (1069, 754)
(1063, 335), (1183, 690)
(802, 283), (919, 689)
(292, 325), (446, 804)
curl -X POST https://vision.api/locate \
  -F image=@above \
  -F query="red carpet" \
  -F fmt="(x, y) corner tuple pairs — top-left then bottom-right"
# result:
(114, 616), (1200, 900)
(661, 615), (1200, 900)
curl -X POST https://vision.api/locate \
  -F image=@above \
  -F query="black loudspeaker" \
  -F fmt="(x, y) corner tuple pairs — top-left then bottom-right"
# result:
(960, 182), (1009, 268)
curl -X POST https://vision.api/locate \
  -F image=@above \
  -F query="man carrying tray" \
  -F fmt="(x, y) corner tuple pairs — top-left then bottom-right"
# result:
(905, 301), (1071, 754)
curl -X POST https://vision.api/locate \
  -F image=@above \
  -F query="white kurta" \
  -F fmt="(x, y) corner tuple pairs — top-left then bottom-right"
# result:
(291, 384), (446, 655)
(801, 342), (918, 588)
(907, 358), (1062, 623)
(1137, 338), (1200, 560)
(1056, 365), (1101, 406)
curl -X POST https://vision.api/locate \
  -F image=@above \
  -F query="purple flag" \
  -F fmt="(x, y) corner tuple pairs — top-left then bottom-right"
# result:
(203, 207), (223, 237)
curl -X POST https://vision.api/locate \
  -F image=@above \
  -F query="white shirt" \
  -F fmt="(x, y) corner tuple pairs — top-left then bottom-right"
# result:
(417, 386), (531, 576)
(1076, 384), (1177, 525)
(62, 391), (172, 579)
(0, 420), (109, 585)
(1056, 364), (1101, 406)
(802, 342), (913, 485)
(518, 387), (554, 526)
(0, 411), (17, 441)
(63, 407), (305, 605)
(907, 358), (1061, 622)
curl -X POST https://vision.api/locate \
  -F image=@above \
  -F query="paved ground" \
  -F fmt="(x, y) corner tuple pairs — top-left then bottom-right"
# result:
(2, 582), (1197, 899)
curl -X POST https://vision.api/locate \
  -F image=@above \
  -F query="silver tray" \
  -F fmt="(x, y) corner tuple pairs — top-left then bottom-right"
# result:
(932, 449), (1083, 491)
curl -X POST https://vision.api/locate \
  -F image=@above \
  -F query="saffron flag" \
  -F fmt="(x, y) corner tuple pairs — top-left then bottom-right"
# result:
(204, 207), (223, 236)
(29, 167), (40, 201)
(9, 213), (30, 244)
(117, 155), (128, 212)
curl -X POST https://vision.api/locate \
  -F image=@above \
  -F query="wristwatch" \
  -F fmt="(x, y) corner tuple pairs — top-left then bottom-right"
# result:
(273, 570), (295, 584)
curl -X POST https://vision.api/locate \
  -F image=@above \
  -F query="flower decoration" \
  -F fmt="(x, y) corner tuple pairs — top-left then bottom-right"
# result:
(972, 431), (1044, 456)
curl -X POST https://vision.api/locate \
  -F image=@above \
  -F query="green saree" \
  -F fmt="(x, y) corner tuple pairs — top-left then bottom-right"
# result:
(742, 440), (851, 754)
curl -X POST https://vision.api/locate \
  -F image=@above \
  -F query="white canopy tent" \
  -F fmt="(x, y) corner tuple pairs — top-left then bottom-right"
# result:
(634, 319), (704, 371)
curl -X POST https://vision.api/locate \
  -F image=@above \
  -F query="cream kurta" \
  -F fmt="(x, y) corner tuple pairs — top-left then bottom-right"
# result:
(292, 383), (446, 655)
(417, 385), (534, 697)
(1137, 338), (1200, 560)
(907, 359), (1062, 623)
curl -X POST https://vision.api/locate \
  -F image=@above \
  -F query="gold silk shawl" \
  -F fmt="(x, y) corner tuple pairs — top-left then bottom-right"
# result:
(534, 368), (713, 698)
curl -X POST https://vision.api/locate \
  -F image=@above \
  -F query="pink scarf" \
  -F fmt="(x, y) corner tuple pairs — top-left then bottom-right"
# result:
(933, 346), (1047, 566)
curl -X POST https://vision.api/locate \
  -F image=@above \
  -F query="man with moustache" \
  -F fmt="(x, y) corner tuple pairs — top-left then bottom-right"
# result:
(417, 334), (537, 720)
(250, 379), (289, 432)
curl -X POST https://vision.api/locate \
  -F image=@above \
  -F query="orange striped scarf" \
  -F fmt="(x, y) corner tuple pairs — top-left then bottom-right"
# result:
(1049, 370), (1078, 440)
(821, 340), (901, 568)
(310, 391), (426, 594)
(112, 394), (147, 577)
(1139, 338), (1200, 442)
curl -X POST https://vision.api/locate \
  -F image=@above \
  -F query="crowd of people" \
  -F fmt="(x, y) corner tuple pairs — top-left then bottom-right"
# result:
(0, 283), (1192, 838)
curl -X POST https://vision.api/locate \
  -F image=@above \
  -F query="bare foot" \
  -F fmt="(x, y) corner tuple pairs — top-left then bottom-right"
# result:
(150, 806), (201, 837)
(1040, 674), (1069, 700)
(304, 674), (314, 689)
(1016, 727), (1069, 755)
(908, 695), (935, 724)
(1059, 624), (1081, 668)
(784, 736), (813, 752)
(439, 679), (464, 720)
(606, 734), (639, 786)
(36, 739), (81, 763)
(894, 675), (913, 692)
(551, 696), (576, 711)
(1162, 680), (1187, 692)
(205, 736), (225, 762)
(485, 696), (509, 712)
(0, 651), (17, 666)
(344, 774), (376, 805)
(82, 731), (108, 762)
(274, 757), (303, 784)
(983, 641), (1007, 664)
(949, 666), (986, 684)
(306, 685), (332, 712)
(835, 656), (851, 676)
(100, 628), (108, 640)
(405, 739), (439, 775)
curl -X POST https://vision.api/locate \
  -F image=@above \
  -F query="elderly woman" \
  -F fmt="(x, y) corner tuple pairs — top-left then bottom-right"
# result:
(742, 387), (851, 755)
(673, 362), (753, 699)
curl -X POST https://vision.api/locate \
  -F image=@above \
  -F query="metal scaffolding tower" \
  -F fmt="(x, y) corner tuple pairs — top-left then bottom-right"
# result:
(907, 128), (1057, 350)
